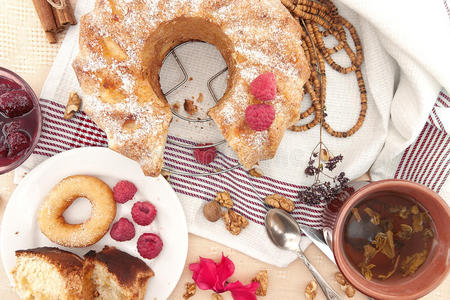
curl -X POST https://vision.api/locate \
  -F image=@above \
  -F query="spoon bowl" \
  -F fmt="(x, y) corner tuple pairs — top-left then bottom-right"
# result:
(265, 208), (302, 251)
(265, 208), (341, 300)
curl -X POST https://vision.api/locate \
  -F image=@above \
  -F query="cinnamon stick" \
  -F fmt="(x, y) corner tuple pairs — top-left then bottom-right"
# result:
(31, 0), (57, 43)
(52, 0), (76, 30)
(45, 31), (57, 43)
(64, 1), (77, 25)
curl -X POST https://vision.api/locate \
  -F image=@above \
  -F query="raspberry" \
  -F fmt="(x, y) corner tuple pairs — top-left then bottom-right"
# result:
(0, 90), (33, 118)
(3, 120), (21, 135)
(113, 180), (137, 203)
(249, 72), (277, 101)
(110, 218), (135, 242)
(6, 131), (30, 157)
(137, 233), (163, 259)
(132, 201), (157, 226)
(0, 79), (21, 96)
(245, 104), (275, 131)
(193, 144), (217, 164)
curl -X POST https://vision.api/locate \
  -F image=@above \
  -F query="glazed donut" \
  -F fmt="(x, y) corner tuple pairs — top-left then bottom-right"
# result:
(38, 175), (116, 248)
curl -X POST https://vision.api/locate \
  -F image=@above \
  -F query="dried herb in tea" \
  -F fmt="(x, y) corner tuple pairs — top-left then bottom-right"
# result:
(396, 224), (413, 240)
(360, 263), (376, 281)
(364, 207), (380, 225)
(412, 213), (423, 232)
(352, 208), (361, 222)
(378, 256), (400, 280)
(401, 250), (428, 276)
(380, 231), (395, 260)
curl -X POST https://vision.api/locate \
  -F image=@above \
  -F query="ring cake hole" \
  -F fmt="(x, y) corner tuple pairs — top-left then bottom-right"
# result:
(160, 41), (228, 121)
(146, 17), (232, 119)
(62, 197), (92, 224)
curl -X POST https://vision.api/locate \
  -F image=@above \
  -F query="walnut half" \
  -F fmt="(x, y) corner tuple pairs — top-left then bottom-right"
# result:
(215, 191), (233, 208)
(223, 209), (248, 235)
(161, 170), (171, 182)
(305, 280), (318, 300)
(249, 167), (264, 177)
(64, 91), (81, 119)
(345, 284), (356, 298)
(183, 282), (196, 299)
(265, 194), (295, 212)
(252, 270), (268, 296)
(335, 272), (347, 286)
(211, 293), (223, 300)
(335, 272), (356, 298)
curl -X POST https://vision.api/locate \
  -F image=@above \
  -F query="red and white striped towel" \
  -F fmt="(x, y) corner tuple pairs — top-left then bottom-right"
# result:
(15, 0), (450, 266)
(21, 89), (448, 267)
(33, 87), (449, 230)
(34, 99), (324, 228)
(394, 91), (449, 193)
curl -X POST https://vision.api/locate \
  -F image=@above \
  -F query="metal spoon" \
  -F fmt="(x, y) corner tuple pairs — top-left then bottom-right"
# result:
(265, 209), (341, 300)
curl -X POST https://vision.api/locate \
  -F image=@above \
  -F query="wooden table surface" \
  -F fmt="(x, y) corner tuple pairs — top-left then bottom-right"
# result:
(0, 1), (448, 299)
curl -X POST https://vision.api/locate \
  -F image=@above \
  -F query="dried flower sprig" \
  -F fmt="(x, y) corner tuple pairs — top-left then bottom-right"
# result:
(282, 0), (354, 205)
(299, 169), (349, 205)
(300, 141), (349, 205)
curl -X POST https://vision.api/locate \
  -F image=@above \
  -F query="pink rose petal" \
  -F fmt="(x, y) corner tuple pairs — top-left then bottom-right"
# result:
(189, 257), (219, 290)
(225, 281), (260, 300)
(215, 254), (235, 291)
(189, 254), (258, 300)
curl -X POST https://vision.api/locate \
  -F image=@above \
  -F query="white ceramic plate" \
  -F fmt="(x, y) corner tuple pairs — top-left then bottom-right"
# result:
(0, 147), (188, 300)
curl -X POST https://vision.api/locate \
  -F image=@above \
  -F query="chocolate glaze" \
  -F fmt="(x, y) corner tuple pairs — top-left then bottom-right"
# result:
(84, 246), (154, 287)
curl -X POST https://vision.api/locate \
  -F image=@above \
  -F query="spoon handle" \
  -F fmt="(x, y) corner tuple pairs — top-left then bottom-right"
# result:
(296, 250), (342, 300)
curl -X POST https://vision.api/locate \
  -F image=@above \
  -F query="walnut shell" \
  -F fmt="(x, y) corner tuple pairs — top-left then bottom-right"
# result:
(203, 201), (222, 222)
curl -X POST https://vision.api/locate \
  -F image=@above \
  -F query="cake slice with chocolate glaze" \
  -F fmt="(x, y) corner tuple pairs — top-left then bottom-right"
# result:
(84, 246), (154, 300)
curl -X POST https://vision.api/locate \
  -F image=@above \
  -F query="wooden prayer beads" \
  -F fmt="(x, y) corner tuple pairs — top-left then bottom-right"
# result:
(283, 0), (367, 137)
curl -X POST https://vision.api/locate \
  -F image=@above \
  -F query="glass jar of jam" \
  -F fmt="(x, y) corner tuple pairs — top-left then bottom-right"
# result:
(0, 67), (41, 174)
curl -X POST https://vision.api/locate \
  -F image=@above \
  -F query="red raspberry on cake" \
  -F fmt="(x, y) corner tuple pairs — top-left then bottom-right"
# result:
(132, 201), (157, 226)
(193, 144), (217, 164)
(113, 180), (137, 204)
(137, 233), (163, 259)
(250, 72), (277, 101)
(110, 218), (135, 242)
(245, 103), (275, 131)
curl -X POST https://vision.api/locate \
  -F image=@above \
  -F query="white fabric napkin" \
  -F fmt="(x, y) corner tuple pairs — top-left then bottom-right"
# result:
(15, 0), (450, 267)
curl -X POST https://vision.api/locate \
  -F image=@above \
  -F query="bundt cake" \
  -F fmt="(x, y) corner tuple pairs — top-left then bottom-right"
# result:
(84, 246), (154, 300)
(73, 0), (310, 176)
(11, 247), (94, 300)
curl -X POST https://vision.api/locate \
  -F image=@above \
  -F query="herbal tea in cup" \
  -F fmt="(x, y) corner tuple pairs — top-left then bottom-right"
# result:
(343, 192), (436, 281)
(331, 180), (449, 299)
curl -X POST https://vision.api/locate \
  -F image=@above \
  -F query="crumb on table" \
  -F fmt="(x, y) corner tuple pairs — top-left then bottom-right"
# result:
(184, 99), (198, 115)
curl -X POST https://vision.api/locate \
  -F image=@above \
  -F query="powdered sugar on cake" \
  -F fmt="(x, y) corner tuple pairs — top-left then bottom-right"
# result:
(73, 0), (309, 173)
